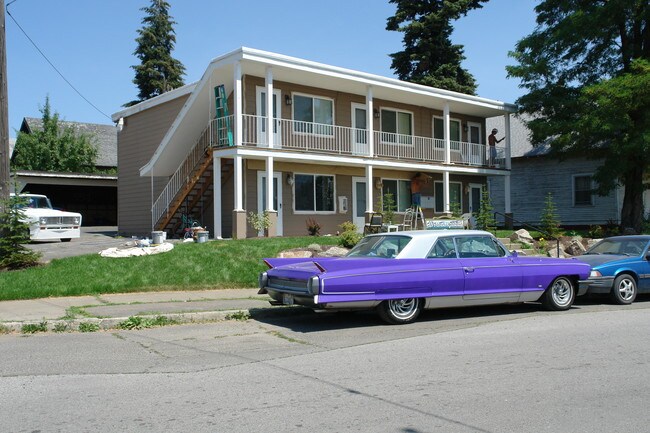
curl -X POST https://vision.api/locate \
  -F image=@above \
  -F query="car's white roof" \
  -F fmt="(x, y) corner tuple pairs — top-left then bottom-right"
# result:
(365, 229), (500, 259)
(369, 229), (493, 238)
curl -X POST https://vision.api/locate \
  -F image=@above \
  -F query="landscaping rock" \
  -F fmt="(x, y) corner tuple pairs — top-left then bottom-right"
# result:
(510, 229), (534, 245)
(547, 247), (566, 258)
(564, 238), (586, 256)
(318, 246), (349, 257)
(278, 249), (313, 258)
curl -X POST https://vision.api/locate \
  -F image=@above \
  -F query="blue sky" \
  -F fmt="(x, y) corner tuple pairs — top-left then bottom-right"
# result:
(6, 0), (538, 137)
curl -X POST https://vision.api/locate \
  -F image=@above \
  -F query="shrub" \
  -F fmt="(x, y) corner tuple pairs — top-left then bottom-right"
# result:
(338, 221), (362, 249)
(247, 211), (270, 233)
(305, 217), (321, 236)
(0, 194), (41, 270)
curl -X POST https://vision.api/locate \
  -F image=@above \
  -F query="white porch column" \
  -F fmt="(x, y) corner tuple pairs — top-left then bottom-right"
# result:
(443, 171), (450, 214)
(233, 61), (243, 146)
(504, 113), (512, 170)
(234, 155), (243, 211)
(504, 174), (512, 215)
(366, 86), (374, 157)
(504, 113), (512, 220)
(265, 67), (274, 149)
(213, 157), (222, 239)
(443, 103), (451, 164)
(365, 164), (374, 213)
(266, 156), (274, 212)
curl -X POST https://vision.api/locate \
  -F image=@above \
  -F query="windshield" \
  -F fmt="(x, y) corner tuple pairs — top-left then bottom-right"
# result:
(346, 235), (412, 258)
(585, 238), (648, 256)
(14, 196), (53, 209)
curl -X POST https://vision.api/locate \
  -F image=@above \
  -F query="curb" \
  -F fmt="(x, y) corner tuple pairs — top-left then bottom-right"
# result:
(0, 309), (253, 334)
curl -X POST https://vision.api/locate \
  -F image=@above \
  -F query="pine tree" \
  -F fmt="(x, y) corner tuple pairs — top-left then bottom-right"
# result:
(11, 97), (98, 173)
(129, 0), (185, 105)
(386, 0), (488, 95)
(540, 192), (561, 238)
(0, 194), (40, 270)
(475, 185), (496, 231)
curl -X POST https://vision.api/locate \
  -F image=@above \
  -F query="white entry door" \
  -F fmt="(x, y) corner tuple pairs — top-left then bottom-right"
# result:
(256, 87), (282, 147)
(351, 103), (368, 155)
(352, 177), (367, 233)
(257, 172), (283, 236)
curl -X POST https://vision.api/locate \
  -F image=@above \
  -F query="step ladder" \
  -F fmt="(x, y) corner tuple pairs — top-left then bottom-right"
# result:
(214, 85), (233, 146)
(413, 206), (426, 230)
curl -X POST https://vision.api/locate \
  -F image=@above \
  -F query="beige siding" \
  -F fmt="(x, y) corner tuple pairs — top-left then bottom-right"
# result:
(117, 95), (190, 236)
(242, 75), (484, 142)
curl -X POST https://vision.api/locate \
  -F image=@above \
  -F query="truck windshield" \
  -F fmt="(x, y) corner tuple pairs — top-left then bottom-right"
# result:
(16, 196), (53, 209)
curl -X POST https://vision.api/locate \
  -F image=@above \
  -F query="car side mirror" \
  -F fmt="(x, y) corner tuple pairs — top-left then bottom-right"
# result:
(510, 251), (518, 258)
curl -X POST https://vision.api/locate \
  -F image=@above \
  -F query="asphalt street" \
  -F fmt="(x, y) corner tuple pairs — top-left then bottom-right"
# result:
(1, 299), (649, 433)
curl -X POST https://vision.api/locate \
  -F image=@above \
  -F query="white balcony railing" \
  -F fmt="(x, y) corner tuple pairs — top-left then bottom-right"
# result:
(226, 114), (504, 167)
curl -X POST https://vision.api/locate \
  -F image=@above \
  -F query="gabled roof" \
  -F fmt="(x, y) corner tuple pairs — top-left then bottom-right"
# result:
(486, 114), (552, 158)
(20, 118), (117, 167)
(114, 47), (518, 177)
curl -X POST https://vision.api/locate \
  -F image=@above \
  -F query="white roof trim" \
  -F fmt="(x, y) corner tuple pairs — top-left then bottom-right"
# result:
(238, 47), (517, 111)
(111, 82), (197, 122)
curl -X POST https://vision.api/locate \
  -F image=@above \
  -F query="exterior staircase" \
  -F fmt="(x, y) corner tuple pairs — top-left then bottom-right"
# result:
(152, 114), (234, 237)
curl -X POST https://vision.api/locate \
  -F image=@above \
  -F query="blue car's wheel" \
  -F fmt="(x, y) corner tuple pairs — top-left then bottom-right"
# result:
(542, 276), (575, 311)
(611, 274), (637, 305)
(378, 298), (422, 325)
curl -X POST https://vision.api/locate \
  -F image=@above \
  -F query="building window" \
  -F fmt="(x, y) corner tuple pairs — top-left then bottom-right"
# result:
(294, 174), (335, 212)
(293, 94), (334, 135)
(432, 117), (461, 141)
(382, 179), (412, 212)
(434, 182), (462, 213)
(381, 109), (413, 144)
(574, 175), (594, 206)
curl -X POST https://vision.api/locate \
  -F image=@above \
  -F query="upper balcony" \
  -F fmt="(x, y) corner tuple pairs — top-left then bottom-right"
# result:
(209, 115), (506, 168)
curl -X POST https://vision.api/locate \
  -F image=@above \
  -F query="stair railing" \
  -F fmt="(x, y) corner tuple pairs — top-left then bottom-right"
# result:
(152, 116), (232, 228)
(492, 211), (561, 257)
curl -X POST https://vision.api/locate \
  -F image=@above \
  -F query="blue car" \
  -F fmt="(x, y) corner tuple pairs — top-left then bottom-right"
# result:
(577, 235), (650, 304)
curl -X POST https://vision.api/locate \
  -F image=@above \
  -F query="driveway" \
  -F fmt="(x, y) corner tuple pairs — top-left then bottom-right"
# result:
(26, 226), (129, 262)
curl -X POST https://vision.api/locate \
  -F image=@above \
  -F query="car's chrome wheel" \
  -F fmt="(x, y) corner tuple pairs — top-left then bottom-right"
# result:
(611, 274), (637, 305)
(378, 298), (422, 325)
(543, 276), (575, 311)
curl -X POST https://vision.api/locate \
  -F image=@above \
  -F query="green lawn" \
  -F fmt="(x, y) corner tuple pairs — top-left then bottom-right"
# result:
(0, 237), (339, 301)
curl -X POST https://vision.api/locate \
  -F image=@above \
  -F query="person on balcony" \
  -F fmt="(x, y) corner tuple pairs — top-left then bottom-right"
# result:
(488, 128), (505, 167)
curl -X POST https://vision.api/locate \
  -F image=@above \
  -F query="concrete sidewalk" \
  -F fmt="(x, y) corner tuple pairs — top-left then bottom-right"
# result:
(0, 289), (275, 333)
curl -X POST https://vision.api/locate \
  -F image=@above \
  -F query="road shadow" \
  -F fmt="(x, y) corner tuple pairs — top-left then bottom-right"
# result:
(251, 301), (562, 334)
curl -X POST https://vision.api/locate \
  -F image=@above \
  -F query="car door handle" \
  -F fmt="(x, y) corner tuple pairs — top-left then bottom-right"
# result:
(464, 267), (474, 273)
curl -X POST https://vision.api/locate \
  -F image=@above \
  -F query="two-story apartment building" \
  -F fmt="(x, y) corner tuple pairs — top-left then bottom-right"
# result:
(112, 47), (517, 238)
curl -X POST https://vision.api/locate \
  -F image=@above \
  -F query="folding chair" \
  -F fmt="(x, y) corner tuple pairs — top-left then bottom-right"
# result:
(363, 212), (383, 235)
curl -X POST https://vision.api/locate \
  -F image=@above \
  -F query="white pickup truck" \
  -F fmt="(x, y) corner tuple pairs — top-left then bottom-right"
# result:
(12, 193), (82, 242)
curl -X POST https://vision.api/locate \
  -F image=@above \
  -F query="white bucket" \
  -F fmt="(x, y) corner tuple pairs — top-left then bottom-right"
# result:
(196, 231), (209, 243)
(152, 231), (165, 245)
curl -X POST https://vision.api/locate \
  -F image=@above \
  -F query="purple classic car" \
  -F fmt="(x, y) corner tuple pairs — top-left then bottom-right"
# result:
(258, 230), (592, 324)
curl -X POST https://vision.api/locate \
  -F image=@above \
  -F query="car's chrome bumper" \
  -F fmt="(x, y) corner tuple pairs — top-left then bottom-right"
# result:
(578, 276), (615, 295)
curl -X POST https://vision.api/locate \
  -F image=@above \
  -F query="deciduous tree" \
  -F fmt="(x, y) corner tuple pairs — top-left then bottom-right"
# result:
(386, 0), (488, 95)
(11, 97), (98, 173)
(507, 0), (649, 232)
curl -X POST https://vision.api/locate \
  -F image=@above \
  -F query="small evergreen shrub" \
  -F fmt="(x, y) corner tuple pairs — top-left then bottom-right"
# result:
(338, 221), (362, 249)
